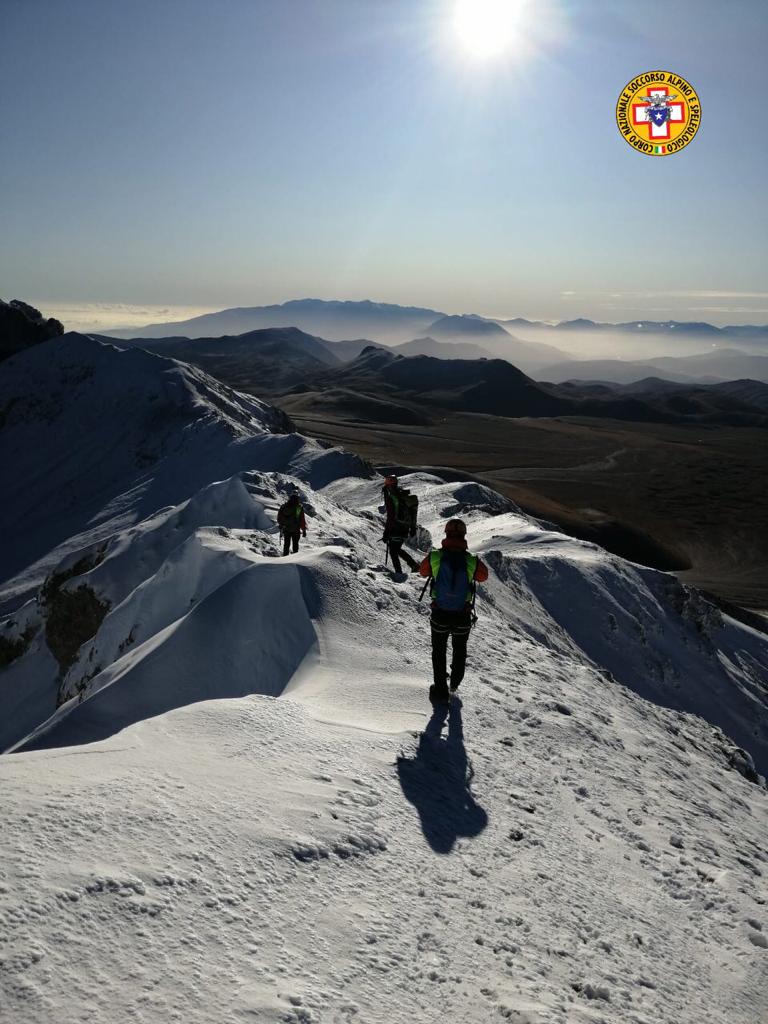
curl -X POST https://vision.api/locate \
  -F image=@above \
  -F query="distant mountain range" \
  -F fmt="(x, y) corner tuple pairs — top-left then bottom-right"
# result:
(279, 345), (768, 428)
(104, 299), (446, 345)
(426, 314), (511, 339)
(392, 336), (494, 360)
(540, 349), (768, 385)
(101, 297), (768, 349)
(557, 376), (768, 420)
(648, 349), (768, 380)
(106, 328), (503, 384)
(496, 315), (768, 344)
(97, 298), (768, 390)
(538, 359), (701, 385)
(110, 317), (768, 399)
(105, 304), (571, 375)
(291, 345), (573, 419)
(424, 314), (569, 369)
(560, 376), (768, 410)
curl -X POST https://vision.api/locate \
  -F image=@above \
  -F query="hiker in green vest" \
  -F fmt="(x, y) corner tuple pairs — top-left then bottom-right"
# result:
(382, 474), (420, 575)
(419, 519), (489, 704)
(277, 493), (307, 556)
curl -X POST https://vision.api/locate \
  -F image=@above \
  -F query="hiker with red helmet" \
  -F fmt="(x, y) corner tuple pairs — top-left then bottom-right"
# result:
(419, 518), (489, 705)
(382, 474), (420, 576)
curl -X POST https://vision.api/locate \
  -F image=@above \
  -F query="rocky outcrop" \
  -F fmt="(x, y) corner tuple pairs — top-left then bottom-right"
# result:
(0, 299), (64, 361)
(40, 549), (110, 681)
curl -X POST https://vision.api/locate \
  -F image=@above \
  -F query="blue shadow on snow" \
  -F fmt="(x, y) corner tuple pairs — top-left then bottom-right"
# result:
(396, 699), (488, 854)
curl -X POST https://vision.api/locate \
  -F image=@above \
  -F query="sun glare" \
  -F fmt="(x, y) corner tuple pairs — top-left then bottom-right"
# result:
(452, 0), (524, 59)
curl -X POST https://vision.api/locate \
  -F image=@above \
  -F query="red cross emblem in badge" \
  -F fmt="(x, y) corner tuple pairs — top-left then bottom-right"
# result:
(631, 87), (686, 140)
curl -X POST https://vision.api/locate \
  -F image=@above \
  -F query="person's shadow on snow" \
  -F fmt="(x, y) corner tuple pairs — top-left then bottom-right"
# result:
(396, 699), (488, 854)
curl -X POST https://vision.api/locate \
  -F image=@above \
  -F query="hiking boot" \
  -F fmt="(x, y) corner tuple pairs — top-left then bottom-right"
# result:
(429, 684), (450, 705)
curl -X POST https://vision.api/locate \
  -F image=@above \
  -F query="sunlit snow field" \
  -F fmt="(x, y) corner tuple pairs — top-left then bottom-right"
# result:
(1, 335), (766, 1024)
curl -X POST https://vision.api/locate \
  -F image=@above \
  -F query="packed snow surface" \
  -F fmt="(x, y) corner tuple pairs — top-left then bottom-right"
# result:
(1, 338), (767, 1024)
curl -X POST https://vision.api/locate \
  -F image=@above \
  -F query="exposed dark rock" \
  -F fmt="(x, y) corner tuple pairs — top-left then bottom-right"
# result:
(40, 549), (110, 679)
(0, 299), (64, 361)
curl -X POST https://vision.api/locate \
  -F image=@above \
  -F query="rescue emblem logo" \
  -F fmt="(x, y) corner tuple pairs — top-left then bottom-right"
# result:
(616, 71), (701, 156)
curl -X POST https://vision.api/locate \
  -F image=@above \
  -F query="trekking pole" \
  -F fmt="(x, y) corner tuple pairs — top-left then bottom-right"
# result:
(470, 580), (478, 627)
(418, 576), (432, 602)
(384, 541), (389, 568)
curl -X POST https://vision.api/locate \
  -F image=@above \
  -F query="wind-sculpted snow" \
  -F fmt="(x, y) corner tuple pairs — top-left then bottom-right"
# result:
(2, 375), (768, 1020)
(20, 560), (320, 750)
(6, 468), (767, 778)
(471, 521), (768, 779)
(1, 472), (335, 751)
(55, 475), (273, 609)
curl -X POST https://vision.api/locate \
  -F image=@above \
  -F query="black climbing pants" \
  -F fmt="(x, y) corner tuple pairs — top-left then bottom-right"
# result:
(388, 538), (419, 574)
(282, 531), (300, 556)
(430, 607), (473, 692)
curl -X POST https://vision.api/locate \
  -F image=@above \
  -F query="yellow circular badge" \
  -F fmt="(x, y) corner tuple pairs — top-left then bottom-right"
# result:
(615, 71), (701, 156)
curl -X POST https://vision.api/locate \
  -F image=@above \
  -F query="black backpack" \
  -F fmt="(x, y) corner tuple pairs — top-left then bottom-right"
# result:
(278, 501), (302, 531)
(395, 488), (419, 534)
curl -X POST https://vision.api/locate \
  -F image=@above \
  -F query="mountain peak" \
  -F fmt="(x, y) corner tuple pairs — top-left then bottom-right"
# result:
(427, 315), (512, 339)
(555, 318), (601, 330)
(351, 344), (401, 367)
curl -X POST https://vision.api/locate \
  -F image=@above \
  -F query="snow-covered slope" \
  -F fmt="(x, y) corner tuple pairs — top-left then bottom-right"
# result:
(0, 333), (368, 610)
(1, 347), (767, 1023)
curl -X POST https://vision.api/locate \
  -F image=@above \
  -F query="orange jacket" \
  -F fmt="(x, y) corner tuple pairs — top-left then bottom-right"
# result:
(419, 537), (489, 582)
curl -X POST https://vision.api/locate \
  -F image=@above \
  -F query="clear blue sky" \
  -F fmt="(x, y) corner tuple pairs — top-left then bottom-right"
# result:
(1, 0), (766, 326)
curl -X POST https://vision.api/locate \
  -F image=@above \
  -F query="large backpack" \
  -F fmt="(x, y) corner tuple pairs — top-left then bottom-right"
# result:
(429, 549), (478, 611)
(396, 489), (419, 534)
(278, 501), (302, 532)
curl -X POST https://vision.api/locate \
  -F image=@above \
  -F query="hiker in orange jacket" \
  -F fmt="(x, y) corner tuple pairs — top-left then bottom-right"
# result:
(419, 519), (489, 704)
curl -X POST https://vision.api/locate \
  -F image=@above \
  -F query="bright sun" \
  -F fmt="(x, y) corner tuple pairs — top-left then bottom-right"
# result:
(452, 0), (523, 59)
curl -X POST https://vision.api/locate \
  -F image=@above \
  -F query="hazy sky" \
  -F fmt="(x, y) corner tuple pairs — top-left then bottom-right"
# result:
(2, 0), (766, 328)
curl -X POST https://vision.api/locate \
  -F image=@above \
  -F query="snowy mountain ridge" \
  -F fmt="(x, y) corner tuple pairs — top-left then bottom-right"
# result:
(1, 336), (767, 1023)
(5, 470), (767, 772)
(0, 333), (367, 611)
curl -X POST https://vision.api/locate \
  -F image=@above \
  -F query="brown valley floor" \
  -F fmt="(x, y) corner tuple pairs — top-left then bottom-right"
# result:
(280, 401), (768, 614)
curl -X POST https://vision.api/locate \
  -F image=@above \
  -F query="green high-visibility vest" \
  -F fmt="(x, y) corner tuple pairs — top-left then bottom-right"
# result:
(428, 550), (478, 602)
